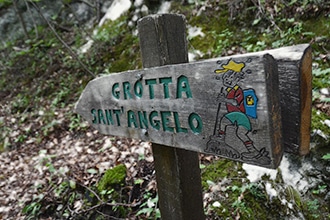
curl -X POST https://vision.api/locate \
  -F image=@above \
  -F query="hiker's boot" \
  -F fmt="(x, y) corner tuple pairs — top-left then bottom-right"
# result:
(218, 130), (225, 140)
(241, 141), (261, 159)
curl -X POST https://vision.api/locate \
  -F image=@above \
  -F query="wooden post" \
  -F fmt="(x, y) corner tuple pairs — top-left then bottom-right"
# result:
(137, 14), (205, 220)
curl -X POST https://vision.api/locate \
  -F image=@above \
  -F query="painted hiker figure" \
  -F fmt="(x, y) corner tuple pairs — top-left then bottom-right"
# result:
(205, 59), (271, 165)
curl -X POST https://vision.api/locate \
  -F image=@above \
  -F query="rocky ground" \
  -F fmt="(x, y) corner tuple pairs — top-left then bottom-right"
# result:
(0, 118), (155, 219)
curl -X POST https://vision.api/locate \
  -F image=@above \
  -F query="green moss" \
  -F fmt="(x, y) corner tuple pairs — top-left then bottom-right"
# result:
(223, 183), (270, 220)
(86, 15), (141, 74)
(201, 157), (317, 219)
(0, 0), (12, 8)
(170, 1), (239, 58)
(108, 34), (141, 73)
(97, 164), (127, 192)
(201, 159), (245, 190)
(188, 10), (239, 58)
(311, 108), (330, 144)
(303, 16), (330, 40)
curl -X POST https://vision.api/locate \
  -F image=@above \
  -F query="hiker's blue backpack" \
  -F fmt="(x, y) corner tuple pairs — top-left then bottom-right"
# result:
(243, 89), (258, 119)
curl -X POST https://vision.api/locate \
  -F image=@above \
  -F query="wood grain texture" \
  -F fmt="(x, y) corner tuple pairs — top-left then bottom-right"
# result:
(138, 14), (205, 220)
(227, 44), (312, 155)
(76, 45), (311, 158)
(299, 46), (312, 155)
(76, 20), (317, 168)
(263, 54), (283, 168)
(271, 45), (312, 155)
(75, 52), (283, 168)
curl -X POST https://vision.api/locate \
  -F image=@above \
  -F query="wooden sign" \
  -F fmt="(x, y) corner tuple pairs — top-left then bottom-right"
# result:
(75, 14), (311, 219)
(227, 44), (312, 155)
(75, 53), (283, 168)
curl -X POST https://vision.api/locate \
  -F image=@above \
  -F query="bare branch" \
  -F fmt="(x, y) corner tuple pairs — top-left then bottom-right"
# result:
(77, 181), (102, 201)
(78, 0), (95, 8)
(24, 0), (38, 39)
(30, 1), (96, 77)
(13, 0), (29, 39)
(60, 1), (95, 40)
(95, 0), (101, 23)
(77, 182), (141, 208)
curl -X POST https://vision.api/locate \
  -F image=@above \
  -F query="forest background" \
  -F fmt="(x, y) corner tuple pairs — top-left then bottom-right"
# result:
(0, 0), (329, 219)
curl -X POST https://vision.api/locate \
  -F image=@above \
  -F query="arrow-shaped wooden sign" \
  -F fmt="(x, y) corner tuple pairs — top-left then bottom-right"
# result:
(76, 53), (283, 168)
(75, 13), (311, 219)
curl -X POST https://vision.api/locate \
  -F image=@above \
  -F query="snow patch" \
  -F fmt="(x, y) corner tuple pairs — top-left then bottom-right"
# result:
(279, 155), (309, 192)
(99, 0), (132, 26)
(323, 119), (330, 128)
(80, 0), (132, 54)
(134, 0), (144, 7)
(242, 163), (277, 182)
(265, 182), (277, 199)
(320, 88), (329, 95)
(188, 25), (205, 39)
(314, 129), (328, 139)
(244, 155), (311, 193)
(79, 37), (94, 54)
(189, 50), (203, 61)
(212, 201), (221, 207)
(157, 1), (171, 14)
(141, 5), (149, 14)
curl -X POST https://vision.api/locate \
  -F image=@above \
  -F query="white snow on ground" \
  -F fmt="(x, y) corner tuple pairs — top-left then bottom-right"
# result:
(188, 50), (203, 61)
(313, 129), (328, 139)
(134, 0), (143, 7)
(243, 162), (277, 182)
(323, 119), (330, 128)
(320, 88), (329, 96)
(157, 1), (171, 14)
(79, 37), (94, 54)
(188, 25), (205, 39)
(243, 154), (310, 192)
(99, 0), (132, 26)
(187, 25), (205, 61)
(80, 0), (132, 53)
(265, 182), (277, 199)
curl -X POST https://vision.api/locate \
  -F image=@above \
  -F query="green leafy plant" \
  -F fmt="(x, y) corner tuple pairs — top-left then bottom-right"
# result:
(312, 185), (327, 195)
(94, 19), (126, 42)
(322, 154), (330, 160)
(307, 199), (320, 219)
(313, 67), (330, 102)
(11, 93), (31, 113)
(136, 192), (161, 219)
(224, 182), (268, 218)
(68, 113), (88, 131)
(232, 199), (251, 218)
(311, 108), (330, 141)
(213, 29), (235, 55)
(22, 195), (43, 219)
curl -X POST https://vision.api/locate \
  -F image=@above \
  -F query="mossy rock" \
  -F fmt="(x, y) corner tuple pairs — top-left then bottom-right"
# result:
(97, 164), (127, 192)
